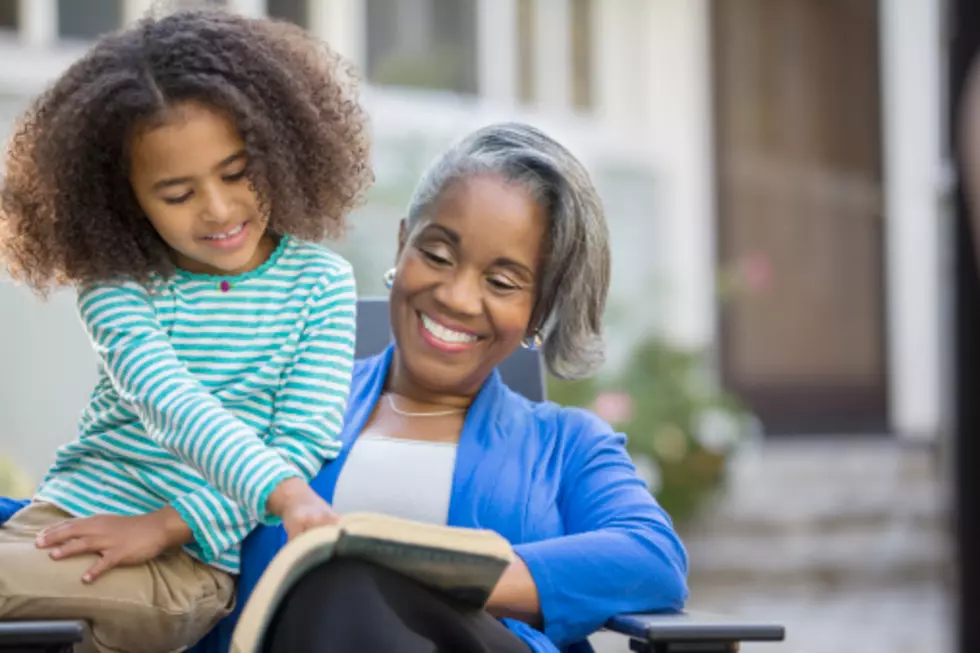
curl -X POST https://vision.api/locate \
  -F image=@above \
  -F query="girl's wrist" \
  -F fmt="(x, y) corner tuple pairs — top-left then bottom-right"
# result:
(153, 506), (194, 549)
(265, 476), (310, 517)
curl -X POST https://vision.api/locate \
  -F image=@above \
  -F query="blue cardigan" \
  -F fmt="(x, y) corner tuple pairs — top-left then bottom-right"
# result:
(1, 345), (688, 652)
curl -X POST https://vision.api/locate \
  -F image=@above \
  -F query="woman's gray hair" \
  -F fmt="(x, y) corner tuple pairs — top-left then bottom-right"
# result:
(404, 122), (610, 380)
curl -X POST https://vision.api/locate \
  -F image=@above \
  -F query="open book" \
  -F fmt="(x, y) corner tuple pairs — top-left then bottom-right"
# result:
(230, 512), (514, 653)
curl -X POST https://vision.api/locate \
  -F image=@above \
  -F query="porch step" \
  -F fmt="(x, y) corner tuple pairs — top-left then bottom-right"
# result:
(679, 438), (950, 588)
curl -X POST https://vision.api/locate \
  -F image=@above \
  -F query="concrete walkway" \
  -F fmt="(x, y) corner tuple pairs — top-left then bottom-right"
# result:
(591, 438), (953, 653)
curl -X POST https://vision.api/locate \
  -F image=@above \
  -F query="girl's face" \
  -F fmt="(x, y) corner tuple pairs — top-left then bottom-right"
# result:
(128, 100), (272, 276)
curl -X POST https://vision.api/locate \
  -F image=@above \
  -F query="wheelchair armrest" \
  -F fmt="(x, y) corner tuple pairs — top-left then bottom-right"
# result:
(0, 620), (86, 652)
(605, 610), (785, 653)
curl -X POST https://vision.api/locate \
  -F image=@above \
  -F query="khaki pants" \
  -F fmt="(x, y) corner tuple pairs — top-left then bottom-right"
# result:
(0, 503), (235, 653)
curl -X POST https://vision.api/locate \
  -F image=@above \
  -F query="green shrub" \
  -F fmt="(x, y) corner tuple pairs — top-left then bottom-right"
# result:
(548, 335), (753, 523)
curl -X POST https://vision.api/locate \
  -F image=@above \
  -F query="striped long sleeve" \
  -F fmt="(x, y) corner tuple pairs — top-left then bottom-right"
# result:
(76, 283), (302, 523)
(170, 269), (356, 563)
(34, 237), (353, 571)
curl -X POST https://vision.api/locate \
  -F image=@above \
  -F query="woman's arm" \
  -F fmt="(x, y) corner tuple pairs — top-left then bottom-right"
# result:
(486, 556), (541, 625)
(78, 282), (302, 524)
(169, 268), (357, 562)
(510, 409), (689, 647)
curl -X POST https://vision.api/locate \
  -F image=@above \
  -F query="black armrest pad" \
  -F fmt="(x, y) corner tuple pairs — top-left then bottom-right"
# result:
(0, 621), (86, 645)
(605, 611), (785, 643)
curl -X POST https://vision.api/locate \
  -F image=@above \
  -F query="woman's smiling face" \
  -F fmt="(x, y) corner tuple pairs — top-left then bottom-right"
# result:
(389, 173), (547, 398)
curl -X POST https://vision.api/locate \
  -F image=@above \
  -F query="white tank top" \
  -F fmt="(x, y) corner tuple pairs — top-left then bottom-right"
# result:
(331, 434), (458, 525)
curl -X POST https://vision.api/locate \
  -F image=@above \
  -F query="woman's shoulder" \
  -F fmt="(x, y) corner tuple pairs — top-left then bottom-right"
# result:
(352, 354), (377, 380)
(501, 385), (619, 446)
(350, 349), (389, 391)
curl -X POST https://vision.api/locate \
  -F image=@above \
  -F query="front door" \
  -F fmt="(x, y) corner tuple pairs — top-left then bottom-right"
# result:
(712, 0), (889, 434)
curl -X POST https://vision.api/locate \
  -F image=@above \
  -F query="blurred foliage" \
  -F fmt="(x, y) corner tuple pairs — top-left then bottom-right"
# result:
(548, 334), (753, 523)
(0, 456), (34, 498)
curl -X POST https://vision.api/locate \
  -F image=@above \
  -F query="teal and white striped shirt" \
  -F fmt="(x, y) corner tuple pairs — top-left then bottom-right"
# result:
(35, 237), (356, 572)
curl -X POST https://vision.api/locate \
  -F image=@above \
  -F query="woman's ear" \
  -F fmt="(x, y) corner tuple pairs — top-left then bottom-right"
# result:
(526, 297), (546, 340)
(524, 319), (539, 339)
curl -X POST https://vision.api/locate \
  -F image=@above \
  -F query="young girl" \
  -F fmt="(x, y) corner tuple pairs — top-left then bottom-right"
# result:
(0, 7), (371, 652)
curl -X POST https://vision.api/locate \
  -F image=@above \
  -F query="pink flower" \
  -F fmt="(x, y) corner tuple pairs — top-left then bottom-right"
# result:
(740, 253), (772, 294)
(592, 392), (634, 425)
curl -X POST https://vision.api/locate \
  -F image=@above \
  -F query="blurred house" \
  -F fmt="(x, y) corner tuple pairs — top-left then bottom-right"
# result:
(0, 4), (953, 650)
(0, 0), (949, 479)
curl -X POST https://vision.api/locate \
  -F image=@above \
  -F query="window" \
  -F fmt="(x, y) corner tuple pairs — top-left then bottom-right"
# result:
(516, 0), (535, 104)
(365, 0), (477, 94)
(516, 0), (593, 110)
(58, 0), (122, 40)
(171, 0), (226, 9)
(267, 0), (307, 28)
(0, 0), (16, 31)
(569, 0), (593, 109)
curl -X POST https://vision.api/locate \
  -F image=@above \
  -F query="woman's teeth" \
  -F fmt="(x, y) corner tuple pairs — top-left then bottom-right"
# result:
(420, 313), (478, 344)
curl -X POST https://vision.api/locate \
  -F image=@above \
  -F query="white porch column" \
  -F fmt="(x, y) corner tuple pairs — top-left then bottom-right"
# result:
(18, 0), (57, 47)
(308, 0), (366, 71)
(880, 1), (944, 441)
(532, 0), (571, 111)
(228, 0), (266, 19)
(477, 0), (518, 106)
(642, 0), (716, 349)
(592, 0), (649, 133)
(123, 0), (155, 25)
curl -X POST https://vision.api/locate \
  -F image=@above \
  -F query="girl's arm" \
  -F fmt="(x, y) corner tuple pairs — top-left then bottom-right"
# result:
(169, 269), (357, 562)
(76, 278), (346, 527)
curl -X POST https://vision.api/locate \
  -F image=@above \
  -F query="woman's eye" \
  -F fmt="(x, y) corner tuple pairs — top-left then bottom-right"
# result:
(223, 169), (247, 183)
(421, 249), (451, 265)
(162, 192), (193, 205)
(489, 277), (519, 291)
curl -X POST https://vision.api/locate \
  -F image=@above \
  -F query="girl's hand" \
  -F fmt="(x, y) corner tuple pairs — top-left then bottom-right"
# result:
(267, 477), (340, 539)
(35, 507), (192, 583)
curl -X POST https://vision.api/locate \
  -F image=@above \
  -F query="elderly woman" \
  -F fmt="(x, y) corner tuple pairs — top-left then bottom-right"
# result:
(221, 122), (688, 653)
(2, 122), (687, 652)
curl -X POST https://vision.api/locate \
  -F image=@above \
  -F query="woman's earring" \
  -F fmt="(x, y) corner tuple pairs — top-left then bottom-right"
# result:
(521, 332), (543, 350)
(382, 268), (396, 290)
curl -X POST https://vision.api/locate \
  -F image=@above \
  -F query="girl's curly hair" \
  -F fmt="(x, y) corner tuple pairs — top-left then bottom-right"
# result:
(0, 7), (373, 293)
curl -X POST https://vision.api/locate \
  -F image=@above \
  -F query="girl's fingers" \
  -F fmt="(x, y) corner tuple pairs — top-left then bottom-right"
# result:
(49, 536), (100, 560)
(83, 554), (118, 583)
(35, 519), (81, 548)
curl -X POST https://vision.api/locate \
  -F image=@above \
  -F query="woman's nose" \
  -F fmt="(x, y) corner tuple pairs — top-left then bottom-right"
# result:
(434, 272), (482, 317)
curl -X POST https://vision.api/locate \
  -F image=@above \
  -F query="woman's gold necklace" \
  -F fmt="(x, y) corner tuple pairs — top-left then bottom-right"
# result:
(385, 394), (466, 418)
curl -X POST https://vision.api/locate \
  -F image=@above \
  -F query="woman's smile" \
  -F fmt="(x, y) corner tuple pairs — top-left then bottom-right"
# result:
(417, 312), (482, 352)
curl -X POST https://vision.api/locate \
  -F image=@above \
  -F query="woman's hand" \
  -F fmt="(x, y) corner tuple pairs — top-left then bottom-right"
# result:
(35, 506), (193, 583)
(267, 477), (340, 539)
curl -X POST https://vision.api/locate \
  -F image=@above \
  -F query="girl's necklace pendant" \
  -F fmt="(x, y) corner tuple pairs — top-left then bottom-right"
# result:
(219, 280), (231, 293)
